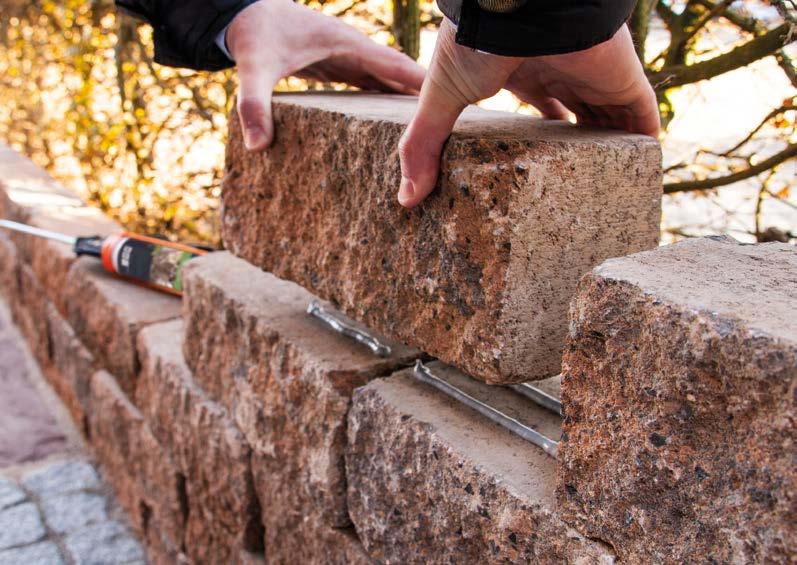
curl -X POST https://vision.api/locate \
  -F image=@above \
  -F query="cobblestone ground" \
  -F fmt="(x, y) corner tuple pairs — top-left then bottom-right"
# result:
(0, 301), (146, 565)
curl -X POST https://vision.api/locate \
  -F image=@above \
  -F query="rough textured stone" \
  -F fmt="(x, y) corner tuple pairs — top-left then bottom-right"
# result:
(222, 92), (662, 384)
(65, 259), (181, 396)
(11, 263), (50, 365)
(41, 491), (108, 534)
(64, 521), (146, 565)
(0, 502), (46, 549)
(46, 302), (96, 428)
(136, 319), (263, 562)
(88, 370), (185, 557)
(0, 541), (65, 565)
(263, 522), (371, 565)
(346, 362), (614, 564)
(560, 237), (796, 563)
(182, 251), (419, 537)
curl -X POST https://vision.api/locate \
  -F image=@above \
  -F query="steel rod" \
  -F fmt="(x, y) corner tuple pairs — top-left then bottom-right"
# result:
(307, 300), (392, 358)
(507, 382), (563, 416)
(413, 361), (559, 458)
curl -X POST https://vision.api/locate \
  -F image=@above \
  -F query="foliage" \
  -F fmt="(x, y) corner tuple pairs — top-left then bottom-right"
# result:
(0, 0), (794, 244)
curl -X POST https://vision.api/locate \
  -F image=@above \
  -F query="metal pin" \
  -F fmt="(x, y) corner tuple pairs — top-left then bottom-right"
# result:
(507, 382), (563, 416)
(413, 360), (559, 458)
(307, 300), (392, 358)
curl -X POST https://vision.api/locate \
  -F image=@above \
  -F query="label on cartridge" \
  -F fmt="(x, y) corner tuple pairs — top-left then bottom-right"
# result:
(111, 238), (196, 291)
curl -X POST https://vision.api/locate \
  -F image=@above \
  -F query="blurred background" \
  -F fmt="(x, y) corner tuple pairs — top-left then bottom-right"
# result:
(0, 0), (794, 246)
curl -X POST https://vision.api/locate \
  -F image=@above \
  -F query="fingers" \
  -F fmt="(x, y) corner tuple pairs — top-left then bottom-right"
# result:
(397, 22), (469, 208)
(236, 61), (282, 151)
(357, 42), (426, 94)
(398, 19), (520, 208)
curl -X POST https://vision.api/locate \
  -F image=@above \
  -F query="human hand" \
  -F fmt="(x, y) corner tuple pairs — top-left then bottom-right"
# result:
(227, 0), (426, 150)
(397, 19), (660, 208)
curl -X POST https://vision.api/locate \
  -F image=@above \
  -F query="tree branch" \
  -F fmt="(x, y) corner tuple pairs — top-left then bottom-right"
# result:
(649, 22), (794, 90)
(664, 143), (797, 193)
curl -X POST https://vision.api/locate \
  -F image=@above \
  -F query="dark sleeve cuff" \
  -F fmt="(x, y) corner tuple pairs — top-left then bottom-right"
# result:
(438, 0), (636, 57)
(118, 0), (259, 71)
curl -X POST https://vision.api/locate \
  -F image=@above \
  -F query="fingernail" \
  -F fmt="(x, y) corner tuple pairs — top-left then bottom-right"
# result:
(398, 177), (415, 206)
(244, 125), (267, 150)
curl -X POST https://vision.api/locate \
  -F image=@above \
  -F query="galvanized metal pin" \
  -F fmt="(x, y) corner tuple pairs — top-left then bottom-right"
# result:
(413, 360), (559, 458)
(307, 300), (392, 358)
(507, 382), (563, 416)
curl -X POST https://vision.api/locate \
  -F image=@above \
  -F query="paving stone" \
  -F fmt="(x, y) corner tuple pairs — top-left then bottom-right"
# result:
(181, 252), (419, 538)
(0, 541), (64, 565)
(345, 362), (614, 563)
(0, 479), (25, 511)
(0, 334), (68, 468)
(64, 521), (145, 565)
(560, 237), (797, 563)
(22, 460), (100, 498)
(222, 92), (662, 384)
(41, 491), (108, 534)
(0, 502), (46, 550)
(136, 319), (263, 561)
(64, 258), (181, 397)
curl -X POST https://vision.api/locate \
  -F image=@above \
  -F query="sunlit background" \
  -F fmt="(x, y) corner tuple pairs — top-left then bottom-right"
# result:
(0, 0), (794, 246)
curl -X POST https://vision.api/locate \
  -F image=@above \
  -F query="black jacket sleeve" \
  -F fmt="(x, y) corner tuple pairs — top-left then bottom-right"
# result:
(437, 0), (636, 57)
(115, 0), (259, 71)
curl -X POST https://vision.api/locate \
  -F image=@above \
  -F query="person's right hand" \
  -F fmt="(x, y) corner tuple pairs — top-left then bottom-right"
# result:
(397, 19), (660, 208)
(226, 0), (426, 151)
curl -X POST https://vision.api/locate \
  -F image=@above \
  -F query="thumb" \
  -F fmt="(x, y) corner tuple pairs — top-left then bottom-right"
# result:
(397, 21), (468, 209)
(397, 78), (467, 208)
(236, 61), (281, 151)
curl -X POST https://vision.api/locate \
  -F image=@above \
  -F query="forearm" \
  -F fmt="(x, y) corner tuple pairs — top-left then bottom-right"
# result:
(114, 0), (258, 71)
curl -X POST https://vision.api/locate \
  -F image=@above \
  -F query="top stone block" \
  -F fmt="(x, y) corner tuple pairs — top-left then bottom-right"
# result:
(222, 93), (661, 384)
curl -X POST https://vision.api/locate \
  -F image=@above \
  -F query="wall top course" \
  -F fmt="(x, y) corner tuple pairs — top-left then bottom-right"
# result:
(590, 236), (796, 345)
(222, 92), (662, 384)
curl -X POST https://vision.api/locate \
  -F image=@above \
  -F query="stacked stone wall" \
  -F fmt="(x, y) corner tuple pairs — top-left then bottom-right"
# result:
(0, 91), (793, 564)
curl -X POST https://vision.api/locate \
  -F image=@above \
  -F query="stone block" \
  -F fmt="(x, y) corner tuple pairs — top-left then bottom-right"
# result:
(264, 522), (371, 565)
(560, 237), (796, 563)
(222, 92), (662, 384)
(136, 319), (263, 560)
(65, 259), (181, 396)
(181, 251), (419, 535)
(88, 370), (185, 555)
(45, 302), (96, 428)
(345, 362), (614, 563)
(11, 263), (49, 365)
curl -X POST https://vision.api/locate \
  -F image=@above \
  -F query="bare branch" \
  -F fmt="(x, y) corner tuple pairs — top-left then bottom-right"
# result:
(664, 143), (797, 193)
(650, 23), (795, 90)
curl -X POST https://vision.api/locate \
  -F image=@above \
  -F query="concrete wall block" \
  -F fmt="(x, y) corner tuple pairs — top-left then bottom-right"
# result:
(221, 92), (662, 384)
(560, 237), (796, 563)
(346, 363), (614, 564)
